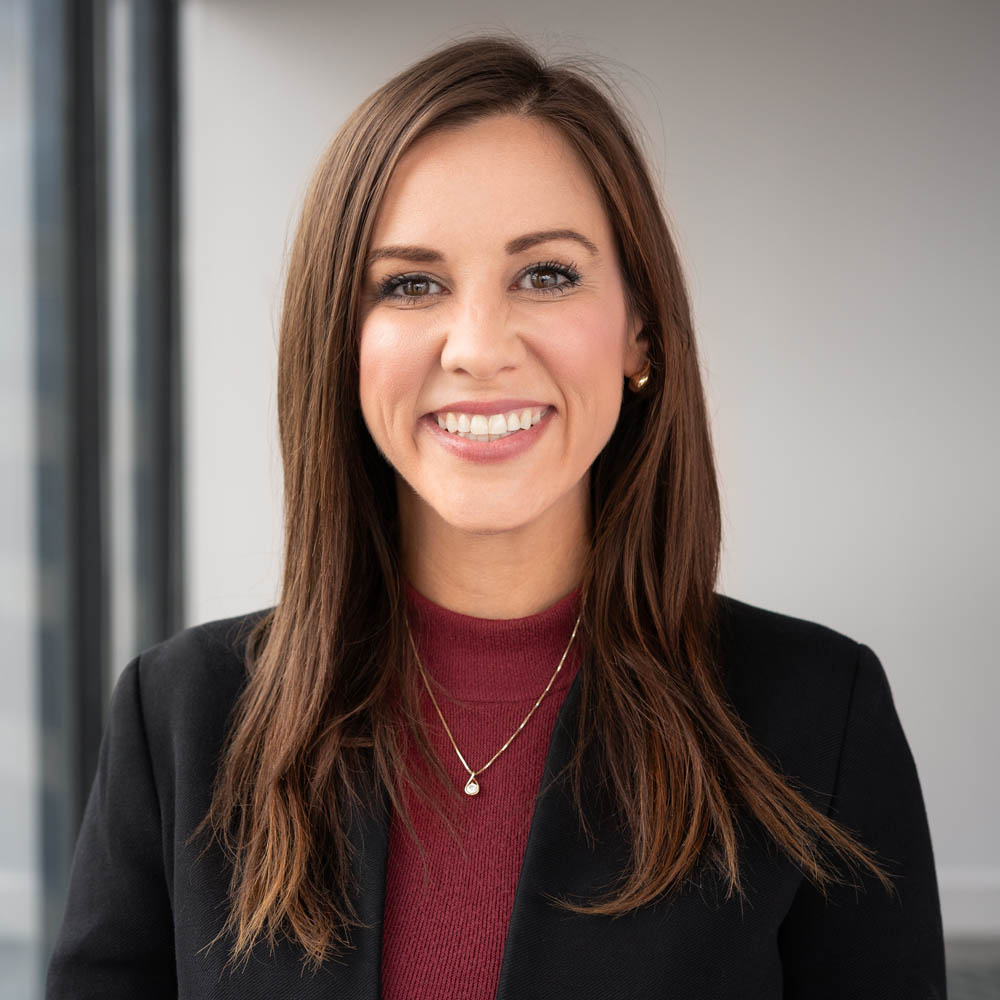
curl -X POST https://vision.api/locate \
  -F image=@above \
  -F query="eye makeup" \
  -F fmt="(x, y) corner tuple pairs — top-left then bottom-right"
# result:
(372, 259), (583, 305)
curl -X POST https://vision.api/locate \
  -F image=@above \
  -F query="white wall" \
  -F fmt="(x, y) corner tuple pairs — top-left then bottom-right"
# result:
(181, 0), (1000, 935)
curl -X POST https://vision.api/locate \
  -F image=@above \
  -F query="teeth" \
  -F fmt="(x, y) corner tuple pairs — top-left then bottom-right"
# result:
(434, 406), (549, 440)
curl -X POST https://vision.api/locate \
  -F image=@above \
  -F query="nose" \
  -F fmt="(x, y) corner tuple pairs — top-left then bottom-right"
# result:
(438, 296), (524, 380)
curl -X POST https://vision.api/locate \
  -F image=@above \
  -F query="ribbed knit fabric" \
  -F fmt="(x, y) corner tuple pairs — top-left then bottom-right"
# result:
(379, 581), (584, 1000)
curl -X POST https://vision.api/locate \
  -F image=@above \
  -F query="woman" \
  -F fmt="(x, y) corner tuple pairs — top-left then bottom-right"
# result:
(47, 34), (947, 999)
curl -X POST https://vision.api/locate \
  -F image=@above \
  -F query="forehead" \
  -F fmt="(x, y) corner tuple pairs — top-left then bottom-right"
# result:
(369, 114), (612, 249)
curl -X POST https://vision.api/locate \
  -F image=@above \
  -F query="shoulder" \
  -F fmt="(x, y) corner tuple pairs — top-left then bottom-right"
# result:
(135, 606), (271, 682)
(712, 593), (882, 812)
(714, 592), (866, 698)
(128, 607), (273, 753)
(90, 608), (274, 836)
(715, 592), (861, 670)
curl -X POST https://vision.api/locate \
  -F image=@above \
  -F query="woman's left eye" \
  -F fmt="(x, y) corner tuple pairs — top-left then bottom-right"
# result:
(516, 261), (582, 294)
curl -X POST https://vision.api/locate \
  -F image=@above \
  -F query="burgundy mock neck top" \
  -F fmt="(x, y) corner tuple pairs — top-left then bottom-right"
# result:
(379, 580), (584, 1000)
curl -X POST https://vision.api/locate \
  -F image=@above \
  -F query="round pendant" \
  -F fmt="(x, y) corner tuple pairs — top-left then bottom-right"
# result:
(464, 775), (480, 796)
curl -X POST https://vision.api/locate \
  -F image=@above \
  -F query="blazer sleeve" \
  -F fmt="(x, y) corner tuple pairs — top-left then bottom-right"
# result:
(46, 655), (177, 999)
(777, 643), (947, 998)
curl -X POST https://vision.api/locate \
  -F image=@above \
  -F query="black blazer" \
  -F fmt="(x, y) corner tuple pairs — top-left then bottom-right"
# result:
(46, 594), (947, 999)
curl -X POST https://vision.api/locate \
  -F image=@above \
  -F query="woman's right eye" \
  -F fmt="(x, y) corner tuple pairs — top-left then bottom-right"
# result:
(375, 274), (443, 304)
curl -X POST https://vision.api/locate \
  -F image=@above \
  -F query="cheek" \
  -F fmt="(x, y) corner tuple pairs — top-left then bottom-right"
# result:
(358, 317), (427, 431)
(539, 300), (627, 423)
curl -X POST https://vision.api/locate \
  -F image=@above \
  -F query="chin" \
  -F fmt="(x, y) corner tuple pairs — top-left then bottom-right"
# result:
(419, 484), (542, 534)
(438, 506), (537, 536)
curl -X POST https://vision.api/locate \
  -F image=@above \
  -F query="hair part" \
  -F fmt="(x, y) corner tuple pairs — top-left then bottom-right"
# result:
(190, 30), (894, 973)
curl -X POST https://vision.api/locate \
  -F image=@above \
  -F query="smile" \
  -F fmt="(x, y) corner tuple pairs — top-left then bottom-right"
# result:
(434, 406), (550, 442)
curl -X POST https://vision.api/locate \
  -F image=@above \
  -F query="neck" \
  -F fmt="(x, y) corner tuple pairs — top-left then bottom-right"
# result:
(398, 480), (589, 619)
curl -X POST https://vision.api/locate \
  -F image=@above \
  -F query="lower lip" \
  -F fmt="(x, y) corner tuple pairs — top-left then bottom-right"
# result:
(419, 409), (554, 464)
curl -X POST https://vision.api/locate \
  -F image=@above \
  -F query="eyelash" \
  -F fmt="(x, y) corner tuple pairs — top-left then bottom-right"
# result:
(373, 259), (582, 305)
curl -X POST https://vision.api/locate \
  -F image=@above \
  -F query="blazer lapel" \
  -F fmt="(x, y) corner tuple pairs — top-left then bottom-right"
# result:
(338, 785), (392, 999)
(494, 663), (633, 1000)
(189, 758), (390, 1000)
(492, 657), (797, 1000)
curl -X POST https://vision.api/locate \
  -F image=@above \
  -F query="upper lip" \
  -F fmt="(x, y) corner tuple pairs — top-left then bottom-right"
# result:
(426, 399), (550, 416)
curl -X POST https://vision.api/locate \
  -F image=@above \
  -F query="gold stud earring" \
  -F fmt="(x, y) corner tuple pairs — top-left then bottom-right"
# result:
(627, 360), (651, 393)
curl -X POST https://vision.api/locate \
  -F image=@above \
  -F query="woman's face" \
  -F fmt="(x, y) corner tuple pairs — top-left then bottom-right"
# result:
(358, 113), (646, 539)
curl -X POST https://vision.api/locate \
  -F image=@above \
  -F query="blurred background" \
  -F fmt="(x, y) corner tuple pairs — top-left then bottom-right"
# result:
(3, 0), (997, 997)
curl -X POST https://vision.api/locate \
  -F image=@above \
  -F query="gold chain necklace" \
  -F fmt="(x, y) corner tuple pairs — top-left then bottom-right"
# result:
(404, 610), (582, 796)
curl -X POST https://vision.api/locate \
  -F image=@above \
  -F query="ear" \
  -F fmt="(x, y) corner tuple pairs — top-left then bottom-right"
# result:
(623, 312), (648, 379)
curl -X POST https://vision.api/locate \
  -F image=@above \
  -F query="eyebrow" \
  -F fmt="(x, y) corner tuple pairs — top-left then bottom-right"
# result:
(365, 228), (599, 268)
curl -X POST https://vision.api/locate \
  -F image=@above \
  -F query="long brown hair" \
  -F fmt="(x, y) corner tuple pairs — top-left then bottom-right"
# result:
(191, 31), (894, 972)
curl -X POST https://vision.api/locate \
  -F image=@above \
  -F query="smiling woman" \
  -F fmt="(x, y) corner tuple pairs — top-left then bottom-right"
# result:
(359, 114), (645, 568)
(46, 32), (946, 1000)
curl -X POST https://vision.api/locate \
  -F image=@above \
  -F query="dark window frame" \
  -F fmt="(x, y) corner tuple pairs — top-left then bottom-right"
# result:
(32, 0), (182, 974)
